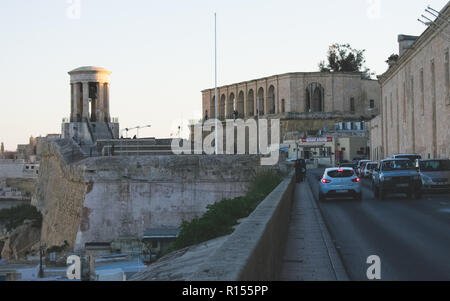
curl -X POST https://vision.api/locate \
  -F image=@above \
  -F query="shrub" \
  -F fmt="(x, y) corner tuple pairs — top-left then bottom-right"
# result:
(167, 170), (283, 253)
(0, 204), (42, 232)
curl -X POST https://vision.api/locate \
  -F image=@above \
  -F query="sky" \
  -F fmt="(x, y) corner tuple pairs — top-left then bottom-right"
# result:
(0, 0), (448, 150)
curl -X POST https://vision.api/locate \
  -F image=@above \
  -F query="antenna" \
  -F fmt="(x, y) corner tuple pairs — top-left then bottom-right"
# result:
(214, 12), (218, 155)
(418, 6), (450, 43)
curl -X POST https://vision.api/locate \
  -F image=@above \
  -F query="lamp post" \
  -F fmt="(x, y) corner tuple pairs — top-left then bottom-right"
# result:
(38, 243), (46, 278)
(120, 128), (129, 156)
(136, 125), (151, 156)
(121, 125), (151, 156)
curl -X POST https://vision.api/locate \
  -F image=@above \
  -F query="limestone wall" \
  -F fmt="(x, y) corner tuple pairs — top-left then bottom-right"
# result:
(379, 5), (450, 159)
(33, 140), (87, 250)
(35, 139), (270, 251)
(74, 155), (263, 251)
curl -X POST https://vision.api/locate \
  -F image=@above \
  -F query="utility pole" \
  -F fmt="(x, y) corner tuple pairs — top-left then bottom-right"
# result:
(257, 96), (260, 155)
(38, 243), (45, 278)
(214, 12), (219, 155)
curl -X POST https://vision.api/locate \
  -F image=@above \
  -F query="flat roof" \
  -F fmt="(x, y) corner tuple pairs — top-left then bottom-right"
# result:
(143, 228), (180, 239)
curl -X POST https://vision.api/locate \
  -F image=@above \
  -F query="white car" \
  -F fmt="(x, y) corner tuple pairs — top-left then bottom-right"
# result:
(363, 162), (378, 178)
(356, 160), (371, 176)
(319, 167), (362, 201)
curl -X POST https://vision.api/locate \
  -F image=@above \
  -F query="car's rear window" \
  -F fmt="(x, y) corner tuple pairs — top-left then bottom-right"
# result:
(394, 155), (422, 161)
(382, 160), (415, 171)
(327, 170), (355, 178)
(419, 160), (450, 171)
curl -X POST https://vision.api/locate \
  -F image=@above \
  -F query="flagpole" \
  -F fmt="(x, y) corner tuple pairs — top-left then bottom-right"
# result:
(257, 96), (260, 155)
(214, 12), (218, 154)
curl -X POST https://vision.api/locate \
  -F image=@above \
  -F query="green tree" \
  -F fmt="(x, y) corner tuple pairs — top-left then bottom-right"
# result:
(319, 43), (373, 79)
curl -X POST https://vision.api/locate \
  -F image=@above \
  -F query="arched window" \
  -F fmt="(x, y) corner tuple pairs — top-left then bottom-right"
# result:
(228, 93), (235, 118)
(305, 83), (324, 112)
(237, 91), (245, 118)
(268, 85), (276, 114)
(210, 96), (215, 119)
(257, 87), (265, 115)
(247, 89), (254, 116)
(219, 94), (226, 120)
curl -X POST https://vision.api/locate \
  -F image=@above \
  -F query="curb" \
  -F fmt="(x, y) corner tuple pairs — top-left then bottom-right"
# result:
(305, 171), (350, 281)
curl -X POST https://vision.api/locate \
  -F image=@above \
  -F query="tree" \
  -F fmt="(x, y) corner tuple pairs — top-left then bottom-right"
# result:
(385, 54), (399, 67)
(319, 43), (373, 79)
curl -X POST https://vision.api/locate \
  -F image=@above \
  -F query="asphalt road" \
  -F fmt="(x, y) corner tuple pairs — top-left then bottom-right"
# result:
(306, 168), (450, 281)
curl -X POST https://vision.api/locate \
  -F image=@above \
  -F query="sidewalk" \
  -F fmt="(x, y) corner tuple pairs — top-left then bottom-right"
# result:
(279, 181), (348, 281)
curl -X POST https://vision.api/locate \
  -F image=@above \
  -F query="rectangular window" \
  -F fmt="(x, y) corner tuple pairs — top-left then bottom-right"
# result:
(420, 68), (424, 115)
(403, 81), (406, 122)
(370, 99), (375, 109)
(390, 92), (393, 126)
(446, 50), (450, 105)
(350, 97), (355, 112)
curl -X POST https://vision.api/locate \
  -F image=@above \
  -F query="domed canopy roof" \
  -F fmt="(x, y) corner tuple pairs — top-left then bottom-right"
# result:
(68, 66), (111, 74)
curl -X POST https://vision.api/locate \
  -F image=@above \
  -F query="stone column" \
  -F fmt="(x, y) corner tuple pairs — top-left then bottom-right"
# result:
(73, 83), (80, 122)
(243, 85), (248, 118)
(104, 83), (110, 121)
(97, 82), (104, 122)
(82, 82), (89, 120)
(224, 88), (229, 119)
(254, 82), (258, 116)
(70, 83), (75, 122)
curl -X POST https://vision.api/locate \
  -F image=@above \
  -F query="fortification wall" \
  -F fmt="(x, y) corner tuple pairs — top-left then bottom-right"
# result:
(35, 140), (271, 251)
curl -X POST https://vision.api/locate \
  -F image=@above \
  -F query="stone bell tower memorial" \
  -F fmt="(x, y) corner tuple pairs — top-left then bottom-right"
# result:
(62, 66), (119, 145)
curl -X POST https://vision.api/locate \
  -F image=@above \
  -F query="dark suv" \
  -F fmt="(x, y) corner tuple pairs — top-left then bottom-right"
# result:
(372, 158), (422, 199)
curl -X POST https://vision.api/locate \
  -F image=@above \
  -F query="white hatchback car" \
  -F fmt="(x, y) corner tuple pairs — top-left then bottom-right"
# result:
(319, 167), (362, 201)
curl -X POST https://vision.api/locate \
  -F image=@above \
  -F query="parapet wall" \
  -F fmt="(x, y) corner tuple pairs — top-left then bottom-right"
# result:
(190, 172), (295, 281)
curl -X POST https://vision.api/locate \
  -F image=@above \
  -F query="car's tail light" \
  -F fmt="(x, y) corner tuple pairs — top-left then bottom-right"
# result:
(338, 169), (344, 172)
(322, 179), (331, 183)
(352, 178), (360, 183)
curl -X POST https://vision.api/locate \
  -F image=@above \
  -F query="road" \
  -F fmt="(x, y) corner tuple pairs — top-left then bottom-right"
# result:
(306, 168), (450, 281)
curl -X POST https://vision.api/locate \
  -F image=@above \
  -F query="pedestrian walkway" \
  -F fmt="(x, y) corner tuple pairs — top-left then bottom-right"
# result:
(280, 181), (348, 281)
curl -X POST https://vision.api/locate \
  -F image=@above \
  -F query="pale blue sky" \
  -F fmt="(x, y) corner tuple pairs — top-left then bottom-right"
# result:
(0, 0), (448, 150)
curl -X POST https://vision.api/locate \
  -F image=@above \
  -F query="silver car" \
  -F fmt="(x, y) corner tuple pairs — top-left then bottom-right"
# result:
(418, 159), (450, 192)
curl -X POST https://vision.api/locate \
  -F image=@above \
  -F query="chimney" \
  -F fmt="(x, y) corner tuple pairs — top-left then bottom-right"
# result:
(398, 34), (419, 56)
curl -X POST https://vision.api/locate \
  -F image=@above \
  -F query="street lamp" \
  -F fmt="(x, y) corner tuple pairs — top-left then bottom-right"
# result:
(120, 128), (131, 156)
(136, 125), (151, 156)
(120, 125), (151, 156)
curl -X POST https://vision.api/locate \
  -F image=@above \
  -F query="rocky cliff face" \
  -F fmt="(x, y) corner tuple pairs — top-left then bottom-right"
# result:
(0, 220), (41, 260)
(33, 140), (87, 250)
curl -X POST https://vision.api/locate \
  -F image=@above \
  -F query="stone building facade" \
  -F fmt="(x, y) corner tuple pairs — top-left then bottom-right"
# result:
(374, 3), (450, 160)
(200, 72), (380, 161)
(202, 72), (380, 122)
